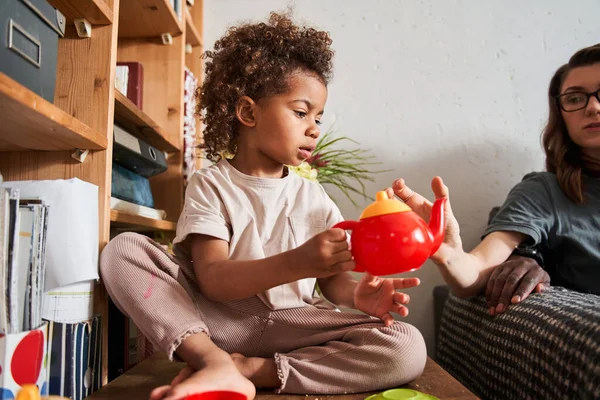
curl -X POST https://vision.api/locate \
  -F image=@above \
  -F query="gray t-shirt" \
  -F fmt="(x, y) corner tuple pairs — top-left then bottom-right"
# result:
(484, 172), (600, 295)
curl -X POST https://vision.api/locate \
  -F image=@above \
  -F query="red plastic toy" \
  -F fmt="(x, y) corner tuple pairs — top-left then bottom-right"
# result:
(185, 391), (247, 400)
(333, 191), (446, 275)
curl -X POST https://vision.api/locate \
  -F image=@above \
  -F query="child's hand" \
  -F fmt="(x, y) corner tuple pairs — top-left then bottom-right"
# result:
(354, 273), (420, 326)
(294, 228), (355, 278)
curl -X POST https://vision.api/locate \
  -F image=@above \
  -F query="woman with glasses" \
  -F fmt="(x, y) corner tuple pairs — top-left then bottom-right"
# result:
(388, 43), (600, 307)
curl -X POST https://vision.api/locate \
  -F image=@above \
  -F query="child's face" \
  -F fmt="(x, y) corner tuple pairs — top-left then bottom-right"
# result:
(253, 70), (327, 167)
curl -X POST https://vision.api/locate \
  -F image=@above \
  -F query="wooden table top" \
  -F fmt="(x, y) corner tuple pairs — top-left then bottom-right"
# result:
(89, 353), (477, 400)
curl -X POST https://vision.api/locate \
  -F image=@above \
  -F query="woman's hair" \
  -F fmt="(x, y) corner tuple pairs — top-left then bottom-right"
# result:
(198, 12), (334, 162)
(542, 43), (600, 204)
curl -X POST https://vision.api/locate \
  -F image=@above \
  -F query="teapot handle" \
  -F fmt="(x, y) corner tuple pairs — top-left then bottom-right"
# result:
(332, 220), (358, 231)
(331, 221), (364, 272)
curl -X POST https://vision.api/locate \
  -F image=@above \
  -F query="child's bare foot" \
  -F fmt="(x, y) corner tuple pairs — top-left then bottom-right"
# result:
(231, 353), (280, 388)
(149, 355), (256, 400)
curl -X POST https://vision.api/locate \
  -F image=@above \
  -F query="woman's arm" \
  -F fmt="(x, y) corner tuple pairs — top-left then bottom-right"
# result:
(438, 230), (527, 297)
(389, 177), (528, 298)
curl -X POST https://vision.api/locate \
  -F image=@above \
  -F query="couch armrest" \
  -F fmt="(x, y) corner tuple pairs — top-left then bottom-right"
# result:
(437, 287), (600, 400)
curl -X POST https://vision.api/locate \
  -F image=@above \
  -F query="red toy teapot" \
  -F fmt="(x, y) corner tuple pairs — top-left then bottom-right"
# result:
(333, 191), (446, 275)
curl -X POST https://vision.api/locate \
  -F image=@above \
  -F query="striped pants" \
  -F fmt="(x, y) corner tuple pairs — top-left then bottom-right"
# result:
(100, 233), (426, 394)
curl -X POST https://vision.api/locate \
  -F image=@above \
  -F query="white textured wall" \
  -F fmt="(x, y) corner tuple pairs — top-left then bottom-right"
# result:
(204, 0), (600, 356)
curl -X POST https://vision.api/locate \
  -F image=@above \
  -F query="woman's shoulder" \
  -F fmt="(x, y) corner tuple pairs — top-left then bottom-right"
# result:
(511, 171), (558, 194)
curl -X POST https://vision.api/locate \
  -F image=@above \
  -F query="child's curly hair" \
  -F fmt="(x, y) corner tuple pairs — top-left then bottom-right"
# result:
(198, 11), (334, 162)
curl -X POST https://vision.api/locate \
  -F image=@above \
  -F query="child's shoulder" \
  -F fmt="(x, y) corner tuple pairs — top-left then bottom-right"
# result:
(185, 162), (234, 195)
(190, 161), (231, 181)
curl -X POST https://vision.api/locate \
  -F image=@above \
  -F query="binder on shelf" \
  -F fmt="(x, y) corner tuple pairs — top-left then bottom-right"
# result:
(113, 124), (168, 178)
(47, 316), (102, 399)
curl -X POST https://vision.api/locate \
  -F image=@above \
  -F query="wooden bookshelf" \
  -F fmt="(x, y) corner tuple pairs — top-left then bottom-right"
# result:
(0, 73), (108, 151)
(118, 0), (183, 39)
(48, 0), (113, 25)
(185, 7), (202, 47)
(185, 1), (204, 171)
(117, 34), (186, 222)
(0, 0), (203, 390)
(114, 90), (179, 152)
(110, 210), (177, 231)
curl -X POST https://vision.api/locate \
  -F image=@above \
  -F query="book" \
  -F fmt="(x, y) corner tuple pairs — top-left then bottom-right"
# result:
(115, 65), (129, 96)
(20, 199), (49, 331)
(5, 186), (20, 333)
(110, 197), (166, 220)
(0, 174), (7, 333)
(1, 174), (50, 334)
(16, 203), (34, 332)
(13, 199), (49, 333)
(116, 62), (144, 109)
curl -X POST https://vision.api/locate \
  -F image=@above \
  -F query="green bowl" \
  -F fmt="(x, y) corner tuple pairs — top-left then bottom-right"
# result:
(364, 388), (439, 400)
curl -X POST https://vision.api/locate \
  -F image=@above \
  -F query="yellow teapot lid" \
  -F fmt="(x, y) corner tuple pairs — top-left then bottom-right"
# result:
(360, 191), (411, 219)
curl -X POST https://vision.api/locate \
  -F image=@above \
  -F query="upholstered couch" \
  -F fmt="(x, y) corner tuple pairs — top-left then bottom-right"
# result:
(436, 287), (600, 399)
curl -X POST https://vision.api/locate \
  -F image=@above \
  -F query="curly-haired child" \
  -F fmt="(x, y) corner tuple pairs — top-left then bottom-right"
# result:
(100, 12), (426, 400)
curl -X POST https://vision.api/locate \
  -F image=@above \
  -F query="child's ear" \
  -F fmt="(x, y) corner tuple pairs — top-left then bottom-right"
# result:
(235, 96), (256, 127)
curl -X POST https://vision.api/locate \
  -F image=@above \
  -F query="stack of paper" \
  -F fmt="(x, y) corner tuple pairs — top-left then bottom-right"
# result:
(0, 174), (49, 334)
(3, 178), (99, 325)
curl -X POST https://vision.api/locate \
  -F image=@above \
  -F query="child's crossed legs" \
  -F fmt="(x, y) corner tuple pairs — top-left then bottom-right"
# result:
(100, 232), (426, 398)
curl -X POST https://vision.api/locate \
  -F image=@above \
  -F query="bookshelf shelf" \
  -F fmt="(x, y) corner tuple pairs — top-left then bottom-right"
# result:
(118, 0), (183, 39)
(0, 0), (203, 389)
(48, 0), (113, 25)
(0, 73), (108, 152)
(185, 7), (202, 47)
(110, 209), (177, 231)
(114, 90), (180, 153)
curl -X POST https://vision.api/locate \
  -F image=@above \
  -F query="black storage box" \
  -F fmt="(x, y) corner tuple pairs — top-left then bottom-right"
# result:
(1, 0), (65, 102)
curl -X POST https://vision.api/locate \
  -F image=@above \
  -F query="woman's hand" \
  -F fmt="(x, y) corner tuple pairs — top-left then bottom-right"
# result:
(354, 273), (420, 326)
(386, 176), (463, 266)
(485, 255), (550, 316)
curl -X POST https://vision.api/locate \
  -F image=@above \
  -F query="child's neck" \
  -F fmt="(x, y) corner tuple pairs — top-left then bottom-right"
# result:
(228, 152), (286, 179)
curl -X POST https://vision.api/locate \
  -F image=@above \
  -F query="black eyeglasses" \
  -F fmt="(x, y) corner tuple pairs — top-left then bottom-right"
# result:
(555, 88), (600, 112)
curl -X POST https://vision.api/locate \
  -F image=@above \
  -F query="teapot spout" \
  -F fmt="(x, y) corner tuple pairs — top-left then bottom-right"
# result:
(428, 198), (447, 255)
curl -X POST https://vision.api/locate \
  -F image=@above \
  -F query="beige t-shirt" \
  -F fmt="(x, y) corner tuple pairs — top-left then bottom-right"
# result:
(173, 160), (344, 310)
